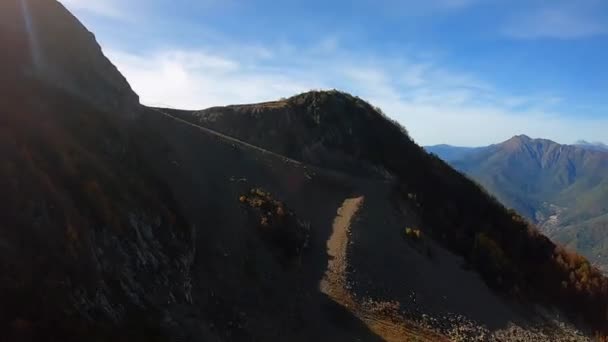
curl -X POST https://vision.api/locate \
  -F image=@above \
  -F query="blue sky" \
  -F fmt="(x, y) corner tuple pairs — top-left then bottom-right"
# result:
(58, 0), (608, 146)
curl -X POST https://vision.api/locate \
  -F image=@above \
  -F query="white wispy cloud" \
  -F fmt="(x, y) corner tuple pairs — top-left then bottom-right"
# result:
(431, 0), (479, 10)
(107, 49), (322, 109)
(106, 39), (607, 146)
(58, 0), (125, 18)
(503, 3), (608, 39)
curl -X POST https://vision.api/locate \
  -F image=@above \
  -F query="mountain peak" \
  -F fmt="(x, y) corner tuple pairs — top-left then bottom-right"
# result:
(286, 89), (370, 109)
(504, 134), (562, 147)
(512, 134), (533, 142)
(501, 134), (533, 150)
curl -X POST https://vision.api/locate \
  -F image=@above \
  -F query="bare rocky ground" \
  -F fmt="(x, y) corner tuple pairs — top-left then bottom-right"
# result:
(320, 196), (445, 342)
(316, 181), (589, 342)
(135, 106), (593, 342)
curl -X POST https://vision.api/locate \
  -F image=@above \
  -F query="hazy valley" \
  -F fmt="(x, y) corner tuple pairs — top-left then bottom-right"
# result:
(427, 136), (608, 272)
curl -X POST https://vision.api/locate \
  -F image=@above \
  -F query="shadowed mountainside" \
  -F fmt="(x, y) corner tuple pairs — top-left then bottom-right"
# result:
(166, 95), (608, 337)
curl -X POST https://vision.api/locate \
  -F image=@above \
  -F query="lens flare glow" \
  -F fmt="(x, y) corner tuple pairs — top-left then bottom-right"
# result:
(19, 0), (42, 68)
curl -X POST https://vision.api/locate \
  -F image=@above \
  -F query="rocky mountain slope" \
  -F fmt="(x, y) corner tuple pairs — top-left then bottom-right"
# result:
(165, 97), (608, 338)
(427, 136), (608, 271)
(1, 1), (608, 341)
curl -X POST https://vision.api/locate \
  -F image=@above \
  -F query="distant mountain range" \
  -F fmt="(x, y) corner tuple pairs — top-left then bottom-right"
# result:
(427, 136), (608, 271)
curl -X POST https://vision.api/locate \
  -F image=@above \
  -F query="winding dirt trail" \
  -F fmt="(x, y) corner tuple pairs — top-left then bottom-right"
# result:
(321, 196), (446, 342)
(320, 196), (364, 303)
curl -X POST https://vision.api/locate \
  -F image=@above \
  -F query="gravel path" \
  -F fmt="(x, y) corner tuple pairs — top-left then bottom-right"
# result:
(321, 197), (447, 342)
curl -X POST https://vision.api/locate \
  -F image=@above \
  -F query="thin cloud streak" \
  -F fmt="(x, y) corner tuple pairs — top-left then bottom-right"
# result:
(106, 41), (605, 146)
(58, 0), (125, 19)
(503, 3), (608, 39)
(107, 49), (323, 109)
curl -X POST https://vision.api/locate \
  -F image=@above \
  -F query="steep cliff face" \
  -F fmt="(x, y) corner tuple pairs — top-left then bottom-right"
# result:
(0, 1), (191, 340)
(0, 74), (197, 342)
(0, 0), (139, 115)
